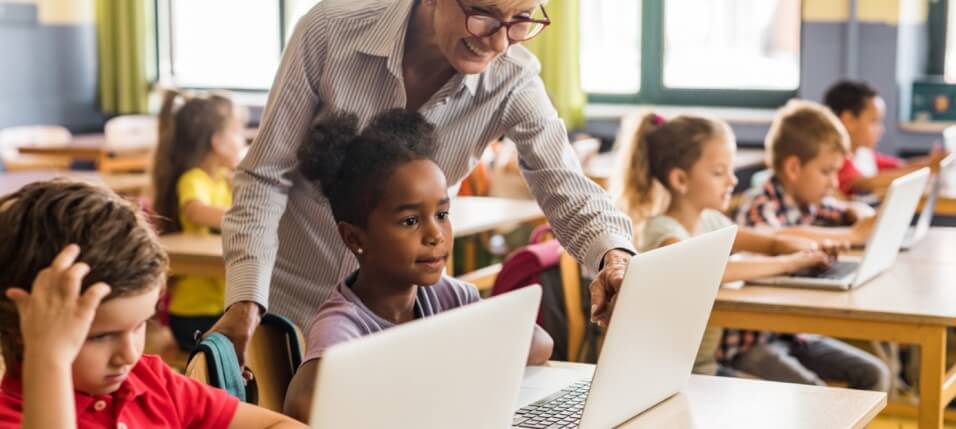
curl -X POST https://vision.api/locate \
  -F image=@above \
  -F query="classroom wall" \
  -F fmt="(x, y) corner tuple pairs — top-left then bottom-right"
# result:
(0, 0), (102, 132)
(801, 0), (938, 155)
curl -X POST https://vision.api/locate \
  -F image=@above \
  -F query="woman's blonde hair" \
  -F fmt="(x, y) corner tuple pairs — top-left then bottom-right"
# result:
(613, 113), (734, 244)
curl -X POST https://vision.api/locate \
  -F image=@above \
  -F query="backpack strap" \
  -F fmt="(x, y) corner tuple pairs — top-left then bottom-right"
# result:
(190, 333), (246, 402)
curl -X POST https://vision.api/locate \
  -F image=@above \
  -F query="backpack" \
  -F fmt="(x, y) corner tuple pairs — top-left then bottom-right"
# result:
(491, 225), (600, 362)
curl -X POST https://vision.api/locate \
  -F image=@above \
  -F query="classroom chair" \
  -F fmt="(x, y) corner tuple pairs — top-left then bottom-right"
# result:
(0, 125), (72, 171)
(185, 314), (304, 411)
(99, 115), (158, 173)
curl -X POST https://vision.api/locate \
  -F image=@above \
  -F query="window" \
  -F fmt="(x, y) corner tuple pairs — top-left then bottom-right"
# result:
(156, 0), (322, 90)
(580, 0), (641, 94)
(581, 0), (801, 107)
(663, 0), (800, 90)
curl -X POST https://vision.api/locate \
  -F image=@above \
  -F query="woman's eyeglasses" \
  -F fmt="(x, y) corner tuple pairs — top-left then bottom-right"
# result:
(455, 0), (551, 42)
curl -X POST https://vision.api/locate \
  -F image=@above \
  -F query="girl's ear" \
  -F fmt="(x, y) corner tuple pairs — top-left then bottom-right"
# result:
(668, 168), (689, 195)
(782, 155), (802, 182)
(337, 221), (366, 257)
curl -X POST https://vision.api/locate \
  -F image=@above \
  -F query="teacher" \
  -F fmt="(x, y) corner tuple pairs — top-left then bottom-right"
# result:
(211, 0), (636, 361)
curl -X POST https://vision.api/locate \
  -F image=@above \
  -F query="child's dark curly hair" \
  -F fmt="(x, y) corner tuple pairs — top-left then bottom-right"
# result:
(297, 108), (438, 227)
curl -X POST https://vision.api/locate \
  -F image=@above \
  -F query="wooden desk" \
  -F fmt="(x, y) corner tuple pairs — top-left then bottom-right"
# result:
(585, 148), (765, 189)
(711, 251), (956, 429)
(0, 170), (149, 196)
(17, 133), (151, 173)
(898, 226), (956, 265)
(542, 361), (885, 429)
(160, 196), (546, 277)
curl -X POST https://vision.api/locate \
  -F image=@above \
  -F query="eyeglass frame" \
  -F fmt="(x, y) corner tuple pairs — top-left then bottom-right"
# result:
(453, 0), (551, 42)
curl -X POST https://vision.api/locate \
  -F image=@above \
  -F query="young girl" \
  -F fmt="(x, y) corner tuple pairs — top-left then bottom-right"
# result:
(151, 89), (247, 351)
(282, 109), (554, 422)
(0, 180), (304, 428)
(615, 113), (835, 377)
(616, 113), (889, 391)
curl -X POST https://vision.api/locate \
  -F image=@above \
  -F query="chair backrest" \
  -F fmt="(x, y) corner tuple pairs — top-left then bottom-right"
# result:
(245, 314), (304, 412)
(184, 314), (304, 412)
(104, 115), (158, 150)
(0, 125), (72, 160)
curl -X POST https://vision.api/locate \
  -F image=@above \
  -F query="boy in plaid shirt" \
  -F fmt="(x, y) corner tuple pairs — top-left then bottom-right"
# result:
(722, 100), (889, 392)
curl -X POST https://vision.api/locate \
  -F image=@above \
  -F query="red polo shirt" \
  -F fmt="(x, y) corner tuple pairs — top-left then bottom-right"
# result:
(0, 354), (238, 428)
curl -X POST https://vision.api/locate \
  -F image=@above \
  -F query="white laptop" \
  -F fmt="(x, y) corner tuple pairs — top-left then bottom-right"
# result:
(900, 154), (954, 250)
(513, 226), (737, 429)
(749, 168), (931, 290)
(309, 285), (542, 429)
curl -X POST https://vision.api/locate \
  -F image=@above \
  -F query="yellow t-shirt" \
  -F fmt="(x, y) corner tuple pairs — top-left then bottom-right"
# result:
(169, 168), (232, 316)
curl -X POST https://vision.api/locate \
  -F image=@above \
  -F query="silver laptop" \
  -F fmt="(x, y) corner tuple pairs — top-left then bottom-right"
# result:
(750, 168), (930, 290)
(309, 285), (542, 429)
(512, 226), (737, 429)
(901, 154), (954, 250)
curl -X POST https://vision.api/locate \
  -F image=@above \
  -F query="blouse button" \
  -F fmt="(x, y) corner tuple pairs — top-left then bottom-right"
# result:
(93, 400), (107, 411)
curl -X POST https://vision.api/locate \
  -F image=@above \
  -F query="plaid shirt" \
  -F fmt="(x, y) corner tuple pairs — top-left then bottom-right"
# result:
(717, 175), (852, 362)
(735, 175), (853, 229)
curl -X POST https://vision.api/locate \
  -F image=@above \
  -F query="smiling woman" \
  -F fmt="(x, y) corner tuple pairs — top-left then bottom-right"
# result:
(211, 0), (639, 364)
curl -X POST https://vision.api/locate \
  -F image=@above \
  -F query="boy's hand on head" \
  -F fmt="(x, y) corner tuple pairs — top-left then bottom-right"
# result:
(5, 244), (110, 362)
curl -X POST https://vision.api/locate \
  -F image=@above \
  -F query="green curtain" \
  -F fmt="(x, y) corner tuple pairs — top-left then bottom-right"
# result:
(95, 0), (149, 114)
(523, 0), (585, 130)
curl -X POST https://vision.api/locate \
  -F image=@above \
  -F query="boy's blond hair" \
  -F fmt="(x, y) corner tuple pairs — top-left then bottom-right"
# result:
(765, 99), (850, 172)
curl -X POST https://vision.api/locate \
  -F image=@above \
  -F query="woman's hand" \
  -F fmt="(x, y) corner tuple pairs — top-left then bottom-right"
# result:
(207, 301), (262, 372)
(6, 244), (110, 362)
(588, 249), (632, 328)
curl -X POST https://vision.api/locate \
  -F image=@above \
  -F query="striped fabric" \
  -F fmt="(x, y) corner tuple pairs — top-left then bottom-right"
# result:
(223, 0), (635, 328)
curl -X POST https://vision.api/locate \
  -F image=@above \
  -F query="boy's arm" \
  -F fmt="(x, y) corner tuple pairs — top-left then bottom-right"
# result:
(282, 360), (319, 423)
(6, 245), (110, 429)
(228, 403), (308, 429)
(528, 325), (554, 365)
(846, 164), (925, 194)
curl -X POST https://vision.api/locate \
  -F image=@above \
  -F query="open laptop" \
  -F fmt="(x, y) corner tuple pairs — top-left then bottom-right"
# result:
(309, 285), (542, 429)
(750, 168), (930, 290)
(512, 226), (737, 429)
(900, 154), (954, 250)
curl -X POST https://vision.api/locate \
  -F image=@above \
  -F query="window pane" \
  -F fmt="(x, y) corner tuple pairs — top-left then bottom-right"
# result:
(580, 0), (641, 94)
(663, 0), (800, 90)
(946, 4), (956, 81)
(170, 0), (280, 90)
(285, 0), (323, 41)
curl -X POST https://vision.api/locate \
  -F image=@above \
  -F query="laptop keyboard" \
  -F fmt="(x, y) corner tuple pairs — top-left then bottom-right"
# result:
(513, 379), (591, 429)
(789, 260), (859, 280)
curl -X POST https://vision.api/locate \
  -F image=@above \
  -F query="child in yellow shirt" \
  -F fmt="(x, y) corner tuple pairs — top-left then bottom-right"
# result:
(151, 90), (247, 351)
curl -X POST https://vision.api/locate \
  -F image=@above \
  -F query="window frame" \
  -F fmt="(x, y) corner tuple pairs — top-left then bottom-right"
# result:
(587, 0), (802, 108)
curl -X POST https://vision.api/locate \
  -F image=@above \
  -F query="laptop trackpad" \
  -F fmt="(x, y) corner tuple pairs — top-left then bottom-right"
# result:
(516, 366), (594, 408)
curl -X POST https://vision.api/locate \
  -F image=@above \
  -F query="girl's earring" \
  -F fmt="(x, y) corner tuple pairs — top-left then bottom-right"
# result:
(356, 248), (364, 255)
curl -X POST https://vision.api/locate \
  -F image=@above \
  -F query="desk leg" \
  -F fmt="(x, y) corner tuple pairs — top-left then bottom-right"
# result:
(919, 327), (946, 429)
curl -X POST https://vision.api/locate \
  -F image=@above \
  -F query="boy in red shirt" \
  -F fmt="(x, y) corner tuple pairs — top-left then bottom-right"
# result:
(0, 181), (305, 429)
(824, 80), (948, 195)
